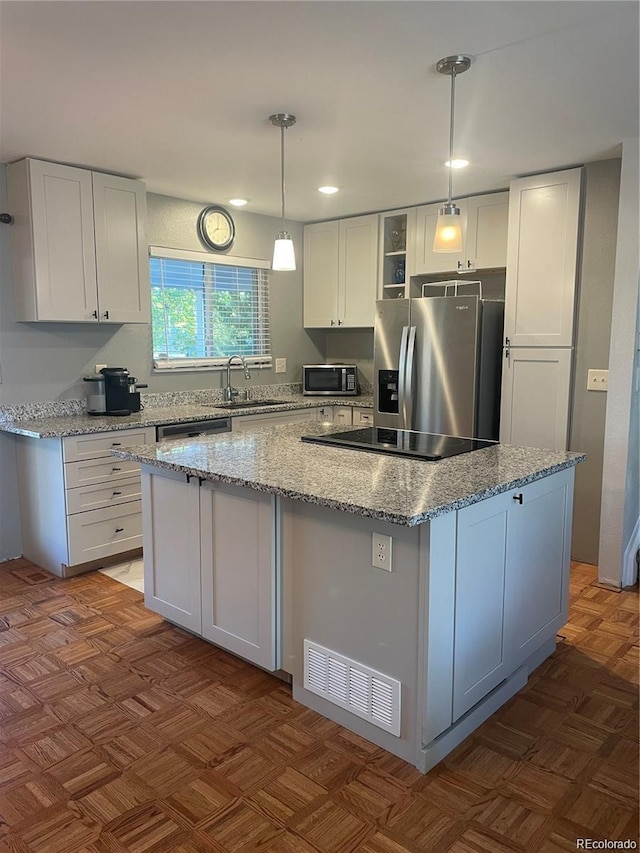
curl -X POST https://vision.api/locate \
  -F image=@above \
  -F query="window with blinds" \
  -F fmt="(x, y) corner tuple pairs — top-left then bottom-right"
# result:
(150, 247), (271, 370)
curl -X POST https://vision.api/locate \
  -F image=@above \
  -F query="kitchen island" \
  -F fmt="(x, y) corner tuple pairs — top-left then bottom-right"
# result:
(113, 421), (584, 772)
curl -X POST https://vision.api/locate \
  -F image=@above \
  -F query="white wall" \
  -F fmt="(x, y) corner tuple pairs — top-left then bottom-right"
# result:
(598, 139), (640, 587)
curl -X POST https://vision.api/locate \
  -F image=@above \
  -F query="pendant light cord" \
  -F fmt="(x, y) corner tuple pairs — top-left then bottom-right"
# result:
(448, 66), (456, 206)
(280, 124), (286, 232)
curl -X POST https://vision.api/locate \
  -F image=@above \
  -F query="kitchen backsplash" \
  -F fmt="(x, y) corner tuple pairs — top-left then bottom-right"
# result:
(0, 379), (373, 422)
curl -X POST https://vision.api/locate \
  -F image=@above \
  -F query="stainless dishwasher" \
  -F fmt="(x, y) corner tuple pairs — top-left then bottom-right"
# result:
(156, 418), (231, 442)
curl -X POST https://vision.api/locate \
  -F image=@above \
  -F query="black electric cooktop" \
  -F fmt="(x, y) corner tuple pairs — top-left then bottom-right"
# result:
(301, 427), (497, 461)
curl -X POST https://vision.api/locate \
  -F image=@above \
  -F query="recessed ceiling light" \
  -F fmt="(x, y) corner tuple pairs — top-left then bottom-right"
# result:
(228, 198), (249, 207)
(445, 159), (469, 169)
(318, 186), (339, 194)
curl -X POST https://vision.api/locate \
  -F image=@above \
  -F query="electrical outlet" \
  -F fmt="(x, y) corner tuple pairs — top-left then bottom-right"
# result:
(275, 358), (287, 374)
(587, 368), (608, 391)
(372, 532), (392, 571)
(95, 363), (107, 374)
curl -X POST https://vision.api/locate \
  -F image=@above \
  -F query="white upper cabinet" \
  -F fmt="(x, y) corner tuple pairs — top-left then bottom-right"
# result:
(465, 193), (510, 271)
(7, 158), (149, 324)
(413, 192), (509, 276)
(303, 220), (339, 328)
(338, 214), (378, 327)
(92, 171), (150, 323)
(303, 214), (378, 328)
(504, 168), (582, 348)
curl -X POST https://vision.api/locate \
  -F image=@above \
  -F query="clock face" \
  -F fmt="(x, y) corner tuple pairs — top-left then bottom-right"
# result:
(197, 206), (235, 251)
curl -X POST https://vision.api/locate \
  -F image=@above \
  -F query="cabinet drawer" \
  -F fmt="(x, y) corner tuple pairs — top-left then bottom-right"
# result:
(65, 475), (141, 515)
(67, 501), (142, 566)
(352, 408), (373, 426)
(333, 407), (353, 426)
(63, 427), (155, 462)
(65, 457), (140, 488)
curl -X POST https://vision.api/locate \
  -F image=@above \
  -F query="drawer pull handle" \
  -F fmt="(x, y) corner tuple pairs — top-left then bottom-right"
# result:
(111, 442), (122, 446)
(513, 493), (523, 504)
(115, 527), (124, 533)
(111, 467), (122, 472)
(112, 491), (122, 496)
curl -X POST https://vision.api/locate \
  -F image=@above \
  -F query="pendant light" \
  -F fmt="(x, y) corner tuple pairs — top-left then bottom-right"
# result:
(270, 113), (297, 271)
(433, 55), (471, 253)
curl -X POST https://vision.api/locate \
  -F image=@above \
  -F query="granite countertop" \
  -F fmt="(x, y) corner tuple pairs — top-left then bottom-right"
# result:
(0, 396), (373, 439)
(112, 421), (585, 527)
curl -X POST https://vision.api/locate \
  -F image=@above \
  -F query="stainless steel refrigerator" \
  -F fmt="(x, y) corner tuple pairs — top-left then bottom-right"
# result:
(373, 295), (504, 440)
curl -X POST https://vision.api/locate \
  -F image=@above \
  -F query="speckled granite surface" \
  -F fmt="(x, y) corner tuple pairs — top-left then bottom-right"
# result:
(0, 396), (373, 439)
(112, 422), (585, 526)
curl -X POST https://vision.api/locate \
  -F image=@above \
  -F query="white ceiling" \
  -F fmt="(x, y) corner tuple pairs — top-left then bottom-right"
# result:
(1, 1), (638, 222)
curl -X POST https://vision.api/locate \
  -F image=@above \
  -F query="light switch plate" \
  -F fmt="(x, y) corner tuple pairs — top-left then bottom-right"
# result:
(275, 358), (287, 374)
(587, 368), (608, 391)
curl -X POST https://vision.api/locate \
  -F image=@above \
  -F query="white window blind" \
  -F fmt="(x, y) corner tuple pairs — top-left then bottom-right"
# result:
(150, 247), (271, 370)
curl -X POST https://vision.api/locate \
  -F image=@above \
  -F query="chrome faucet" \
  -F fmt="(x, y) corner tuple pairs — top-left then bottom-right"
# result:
(224, 355), (251, 402)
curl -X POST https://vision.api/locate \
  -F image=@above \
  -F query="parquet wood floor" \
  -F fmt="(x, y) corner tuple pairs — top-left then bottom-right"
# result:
(0, 558), (636, 852)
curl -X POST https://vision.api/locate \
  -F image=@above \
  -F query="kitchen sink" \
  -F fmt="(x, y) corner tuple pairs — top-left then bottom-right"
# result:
(207, 399), (287, 409)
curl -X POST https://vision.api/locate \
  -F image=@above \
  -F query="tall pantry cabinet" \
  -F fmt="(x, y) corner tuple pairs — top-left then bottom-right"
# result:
(500, 168), (583, 450)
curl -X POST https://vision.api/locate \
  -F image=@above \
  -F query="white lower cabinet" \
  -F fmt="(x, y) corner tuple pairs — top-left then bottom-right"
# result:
(315, 405), (334, 423)
(500, 348), (573, 450)
(333, 406), (353, 426)
(452, 469), (573, 720)
(16, 426), (155, 576)
(142, 467), (202, 632)
(141, 467), (277, 670)
(200, 481), (276, 669)
(352, 407), (374, 426)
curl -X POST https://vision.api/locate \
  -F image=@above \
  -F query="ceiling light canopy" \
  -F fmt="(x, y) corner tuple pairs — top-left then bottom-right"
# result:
(270, 112), (296, 271)
(318, 186), (339, 194)
(433, 55), (471, 253)
(228, 198), (249, 207)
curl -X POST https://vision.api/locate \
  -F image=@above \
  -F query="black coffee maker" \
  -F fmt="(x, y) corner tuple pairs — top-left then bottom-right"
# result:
(101, 367), (146, 416)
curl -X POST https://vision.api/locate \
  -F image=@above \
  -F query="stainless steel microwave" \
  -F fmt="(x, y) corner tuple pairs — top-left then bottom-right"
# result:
(302, 364), (358, 396)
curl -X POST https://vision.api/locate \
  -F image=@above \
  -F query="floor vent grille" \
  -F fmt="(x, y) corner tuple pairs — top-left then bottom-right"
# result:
(303, 639), (401, 737)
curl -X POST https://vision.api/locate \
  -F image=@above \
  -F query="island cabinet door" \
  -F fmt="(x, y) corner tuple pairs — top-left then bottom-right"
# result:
(453, 490), (513, 721)
(199, 482), (277, 671)
(141, 468), (202, 633)
(503, 468), (574, 670)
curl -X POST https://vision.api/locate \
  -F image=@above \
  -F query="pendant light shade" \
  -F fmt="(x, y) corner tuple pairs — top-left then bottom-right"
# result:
(272, 233), (296, 270)
(433, 55), (471, 253)
(270, 113), (296, 271)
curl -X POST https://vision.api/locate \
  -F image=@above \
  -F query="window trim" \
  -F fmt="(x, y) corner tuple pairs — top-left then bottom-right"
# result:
(149, 246), (272, 372)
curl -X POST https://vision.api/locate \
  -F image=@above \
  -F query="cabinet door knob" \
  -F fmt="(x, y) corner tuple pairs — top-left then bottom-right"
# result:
(467, 260), (474, 269)
(457, 260), (463, 270)
(330, 320), (335, 326)
(512, 493), (523, 504)
(338, 319), (343, 326)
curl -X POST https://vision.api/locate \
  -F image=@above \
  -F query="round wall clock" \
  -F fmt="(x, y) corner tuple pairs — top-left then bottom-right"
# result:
(197, 205), (236, 251)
